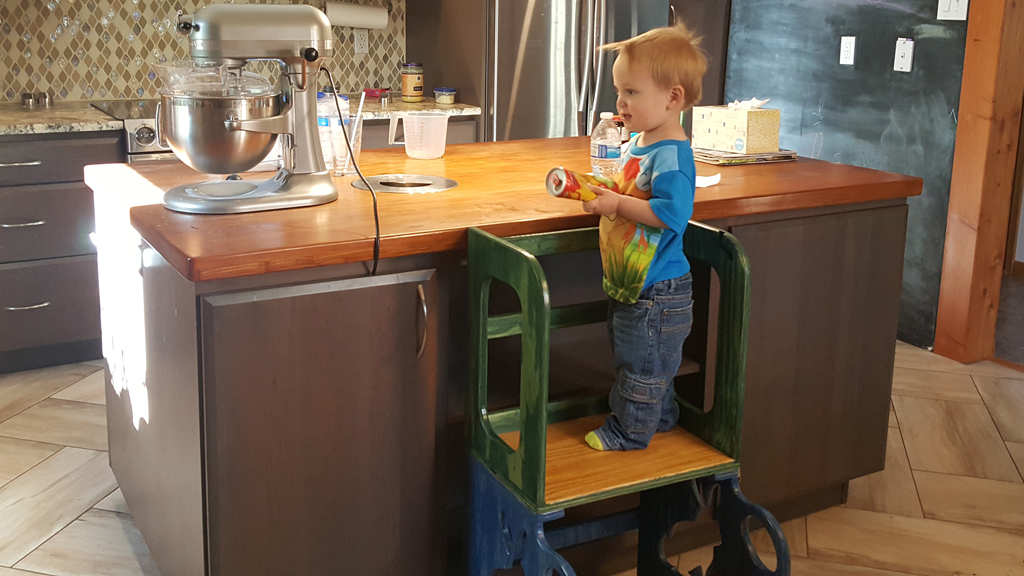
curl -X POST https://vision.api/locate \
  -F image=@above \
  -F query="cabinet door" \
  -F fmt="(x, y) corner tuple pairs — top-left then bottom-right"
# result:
(200, 270), (442, 576)
(730, 205), (908, 506)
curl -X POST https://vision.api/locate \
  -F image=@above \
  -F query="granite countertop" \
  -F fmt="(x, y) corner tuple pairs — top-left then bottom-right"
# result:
(0, 96), (480, 136)
(338, 95), (481, 120)
(0, 101), (123, 136)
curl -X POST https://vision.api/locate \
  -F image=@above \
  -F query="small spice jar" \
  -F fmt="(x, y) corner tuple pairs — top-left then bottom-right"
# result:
(400, 62), (424, 103)
(433, 87), (456, 105)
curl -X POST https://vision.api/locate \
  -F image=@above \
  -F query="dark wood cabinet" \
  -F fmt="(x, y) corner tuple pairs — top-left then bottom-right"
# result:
(111, 200), (908, 576)
(110, 259), (447, 576)
(0, 255), (101, 352)
(0, 131), (123, 187)
(198, 269), (444, 576)
(0, 130), (122, 373)
(728, 205), (907, 506)
(0, 182), (97, 263)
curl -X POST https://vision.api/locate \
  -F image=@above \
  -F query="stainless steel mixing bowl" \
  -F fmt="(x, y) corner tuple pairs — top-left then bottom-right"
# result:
(158, 93), (281, 174)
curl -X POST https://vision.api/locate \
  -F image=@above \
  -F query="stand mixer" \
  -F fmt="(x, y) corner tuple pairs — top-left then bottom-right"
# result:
(158, 4), (338, 214)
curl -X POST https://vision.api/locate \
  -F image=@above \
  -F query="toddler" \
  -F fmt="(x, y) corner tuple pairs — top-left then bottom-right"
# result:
(582, 23), (706, 451)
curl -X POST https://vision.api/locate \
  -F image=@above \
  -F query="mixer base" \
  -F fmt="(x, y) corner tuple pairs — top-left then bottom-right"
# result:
(163, 170), (338, 215)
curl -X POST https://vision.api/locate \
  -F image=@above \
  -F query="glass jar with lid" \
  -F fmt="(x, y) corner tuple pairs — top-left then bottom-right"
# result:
(400, 62), (424, 103)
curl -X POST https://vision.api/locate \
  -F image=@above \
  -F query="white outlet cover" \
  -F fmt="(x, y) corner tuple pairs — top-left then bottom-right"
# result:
(894, 37), (914, 72)
(354, 29), (369, 54)
(937, 0), (968, 21)
(840, 36), (856, 66)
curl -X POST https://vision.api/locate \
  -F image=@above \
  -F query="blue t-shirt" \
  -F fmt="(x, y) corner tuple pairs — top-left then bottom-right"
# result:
(598, 137), (696, 302)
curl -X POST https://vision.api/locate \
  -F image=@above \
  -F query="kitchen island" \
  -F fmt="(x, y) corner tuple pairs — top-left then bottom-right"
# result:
(85, 137), (920, 576)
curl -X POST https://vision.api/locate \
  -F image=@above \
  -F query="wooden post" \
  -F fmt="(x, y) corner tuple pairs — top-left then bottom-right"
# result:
(934, 0), (1024, 363)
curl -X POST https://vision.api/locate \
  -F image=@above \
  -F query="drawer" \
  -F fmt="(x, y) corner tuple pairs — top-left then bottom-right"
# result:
(0, 182), (96, 264)
(0, 256), (100, 353)
(0, 131), (123, 187)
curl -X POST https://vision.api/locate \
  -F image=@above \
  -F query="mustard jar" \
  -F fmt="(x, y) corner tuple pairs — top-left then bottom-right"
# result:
(400, 62), (424, 103)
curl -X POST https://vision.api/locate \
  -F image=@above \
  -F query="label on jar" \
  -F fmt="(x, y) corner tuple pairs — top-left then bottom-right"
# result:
(402, 74), (423, 98)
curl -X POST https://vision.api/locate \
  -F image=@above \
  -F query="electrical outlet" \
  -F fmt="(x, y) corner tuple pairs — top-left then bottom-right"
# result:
(840, 36), (856, 66)
(894, 37), (915, 72)
(937, 0), (968, 20)
(354, 29), (369, 54)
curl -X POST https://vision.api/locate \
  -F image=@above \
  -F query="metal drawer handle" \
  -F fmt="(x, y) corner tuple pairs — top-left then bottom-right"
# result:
(4, 301), (50, 311)
(417, 284), (428, 358)
(0, 160), (42, 168)
(1, 220), (46, 228)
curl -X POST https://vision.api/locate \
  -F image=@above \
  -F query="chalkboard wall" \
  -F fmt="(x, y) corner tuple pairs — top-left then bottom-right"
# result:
(724, 0), (968, 347)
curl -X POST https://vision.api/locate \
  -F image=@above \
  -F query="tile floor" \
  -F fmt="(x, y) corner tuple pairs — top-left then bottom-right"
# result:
(619, 341), (1024, 576)
(2, 343), (1023, 576)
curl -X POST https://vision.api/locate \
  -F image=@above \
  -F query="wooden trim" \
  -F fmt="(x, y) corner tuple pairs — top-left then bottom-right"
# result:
(934, 0), (1024, 363)
(990, 356), (1024, 375)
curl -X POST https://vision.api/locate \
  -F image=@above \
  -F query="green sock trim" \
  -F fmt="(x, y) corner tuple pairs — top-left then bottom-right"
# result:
(585, 431), (605, 451)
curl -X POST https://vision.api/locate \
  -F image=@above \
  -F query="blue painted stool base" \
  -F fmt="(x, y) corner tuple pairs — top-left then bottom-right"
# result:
(469, 459), (789, 576)
(469, 458), (576, 576)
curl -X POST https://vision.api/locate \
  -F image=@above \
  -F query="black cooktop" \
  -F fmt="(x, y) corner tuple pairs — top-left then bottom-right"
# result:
(91, 99), (160, 120)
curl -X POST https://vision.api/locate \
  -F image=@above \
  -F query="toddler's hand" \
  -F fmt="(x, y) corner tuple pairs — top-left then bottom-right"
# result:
(582, 185), (620, 216)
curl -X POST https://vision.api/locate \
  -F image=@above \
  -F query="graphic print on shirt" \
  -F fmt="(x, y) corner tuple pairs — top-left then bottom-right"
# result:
(600, 144), (681, 303)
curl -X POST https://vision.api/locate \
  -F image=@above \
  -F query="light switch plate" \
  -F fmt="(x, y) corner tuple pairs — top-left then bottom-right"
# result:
(937, 0), (968, 20)
(894, 37), (914, 72)
(354, 29), (369, 54)
(840, 36), (856, 66)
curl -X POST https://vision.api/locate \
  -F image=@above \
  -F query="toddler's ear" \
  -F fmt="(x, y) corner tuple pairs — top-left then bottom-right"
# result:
(669, 85), (686, 107)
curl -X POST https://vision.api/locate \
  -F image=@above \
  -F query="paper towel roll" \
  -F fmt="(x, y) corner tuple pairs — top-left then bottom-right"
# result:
(325, 2), (388, 30)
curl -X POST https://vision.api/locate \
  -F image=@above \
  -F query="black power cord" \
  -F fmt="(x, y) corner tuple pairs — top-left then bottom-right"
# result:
(319, 66), (380, 275)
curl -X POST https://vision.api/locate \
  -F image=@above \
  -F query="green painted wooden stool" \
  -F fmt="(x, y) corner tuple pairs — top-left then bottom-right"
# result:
(467, 223), (789, 576)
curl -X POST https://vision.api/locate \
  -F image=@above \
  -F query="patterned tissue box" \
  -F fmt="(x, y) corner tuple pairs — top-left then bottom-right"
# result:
(691, 106), (781, 154)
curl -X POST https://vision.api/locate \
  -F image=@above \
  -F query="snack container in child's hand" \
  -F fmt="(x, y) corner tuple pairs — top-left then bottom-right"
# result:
(546, 167), (617, 201)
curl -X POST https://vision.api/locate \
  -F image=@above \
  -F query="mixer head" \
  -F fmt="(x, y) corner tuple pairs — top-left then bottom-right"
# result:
(177, 4), (333, 68)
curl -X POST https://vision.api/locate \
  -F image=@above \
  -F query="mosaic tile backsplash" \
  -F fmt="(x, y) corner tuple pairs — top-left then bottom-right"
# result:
(0, 0), (406, 102)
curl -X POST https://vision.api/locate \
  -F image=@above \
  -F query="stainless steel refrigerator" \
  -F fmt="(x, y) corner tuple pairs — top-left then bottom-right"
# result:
(407, 0), (670, 142)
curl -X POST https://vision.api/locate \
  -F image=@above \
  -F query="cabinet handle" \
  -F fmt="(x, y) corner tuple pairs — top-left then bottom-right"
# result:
(4, 301), (50, 311)
(417, 284), (428, 358)
(0, 160), (42, 168)
(1, 220), (46, 228)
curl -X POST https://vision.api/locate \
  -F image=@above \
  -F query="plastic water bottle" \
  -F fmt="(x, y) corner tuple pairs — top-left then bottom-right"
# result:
(316, 92), (348, 173)
(591, 111), (621, 179)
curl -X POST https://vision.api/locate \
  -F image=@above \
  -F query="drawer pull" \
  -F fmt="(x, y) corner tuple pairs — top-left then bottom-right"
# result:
(0, 160), (42, 168)
(1, 220), (46, 228)
(417, 284), (428, 358)
(4, 301), (51, 311)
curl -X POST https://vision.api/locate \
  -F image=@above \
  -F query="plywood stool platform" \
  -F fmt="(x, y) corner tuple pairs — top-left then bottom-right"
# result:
(467, 225), (790, 576)
(499, 415), (734, 506)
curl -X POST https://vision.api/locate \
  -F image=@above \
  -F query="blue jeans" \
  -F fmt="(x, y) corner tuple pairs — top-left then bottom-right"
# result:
(595, 274), (694, 450)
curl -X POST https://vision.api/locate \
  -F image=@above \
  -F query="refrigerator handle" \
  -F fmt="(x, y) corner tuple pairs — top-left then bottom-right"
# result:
(577, 0), (595, 136)
(588, 0), (607, 132)
(490, 0), (500, 141)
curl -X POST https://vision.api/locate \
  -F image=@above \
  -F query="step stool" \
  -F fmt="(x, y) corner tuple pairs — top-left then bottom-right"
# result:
(466, 222), (790, 576)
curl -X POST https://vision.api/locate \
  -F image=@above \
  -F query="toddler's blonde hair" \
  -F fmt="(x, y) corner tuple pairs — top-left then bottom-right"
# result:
(604, 23), (707, 110)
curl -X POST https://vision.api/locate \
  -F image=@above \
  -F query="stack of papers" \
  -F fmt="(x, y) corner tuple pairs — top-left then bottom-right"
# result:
(693, 148), (797, 166)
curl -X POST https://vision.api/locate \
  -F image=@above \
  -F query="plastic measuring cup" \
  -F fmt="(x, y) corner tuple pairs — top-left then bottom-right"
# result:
(389, 111), (449, 159)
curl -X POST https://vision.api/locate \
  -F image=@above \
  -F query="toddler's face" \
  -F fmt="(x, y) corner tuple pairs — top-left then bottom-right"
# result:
(611, 55), (681, 134)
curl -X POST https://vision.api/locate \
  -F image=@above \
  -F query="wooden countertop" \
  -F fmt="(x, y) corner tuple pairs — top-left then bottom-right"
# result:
(99, 137), (920, 282)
